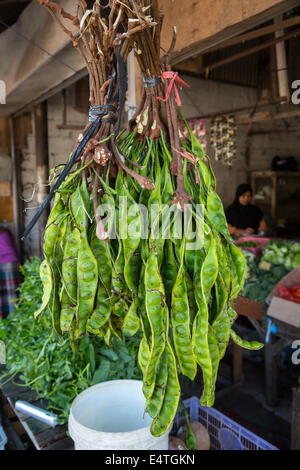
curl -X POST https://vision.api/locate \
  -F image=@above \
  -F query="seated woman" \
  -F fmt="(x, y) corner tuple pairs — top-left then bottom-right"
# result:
(225, 183), (268, 238)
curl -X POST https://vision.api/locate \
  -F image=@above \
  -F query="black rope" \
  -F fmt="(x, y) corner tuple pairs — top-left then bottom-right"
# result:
(21, 115), (102, 241)
(21, 41), (128, 241)
(89, 104), (117, 122)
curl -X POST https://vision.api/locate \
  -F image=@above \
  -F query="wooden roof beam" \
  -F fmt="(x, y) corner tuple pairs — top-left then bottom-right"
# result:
(198, 27), (300, 75)
(203, 15), (300, 55)
(236, 108), (300, 124)
(167, 0), (300, 65)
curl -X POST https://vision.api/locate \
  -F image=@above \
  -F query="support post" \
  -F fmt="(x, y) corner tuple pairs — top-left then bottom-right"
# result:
(264, 336), (279, 407)
(34, 102), (49, 257)
(274, 16), (290, 101)
(291, 387), (300, 450)
(233, 342), (243, 384)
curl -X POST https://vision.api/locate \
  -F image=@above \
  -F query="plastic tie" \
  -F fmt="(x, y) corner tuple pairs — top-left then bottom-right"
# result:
(157, 71), (189, 107)
(89, 104), (117, 123)
(174, 147), (200, 184)
(142, 74), (162, 88)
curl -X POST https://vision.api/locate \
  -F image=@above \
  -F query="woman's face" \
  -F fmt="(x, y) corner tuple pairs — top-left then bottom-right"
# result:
(239, 191), (252, 206)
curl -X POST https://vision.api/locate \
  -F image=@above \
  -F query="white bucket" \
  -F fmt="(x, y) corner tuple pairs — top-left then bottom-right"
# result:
(68, 380), (170, 450)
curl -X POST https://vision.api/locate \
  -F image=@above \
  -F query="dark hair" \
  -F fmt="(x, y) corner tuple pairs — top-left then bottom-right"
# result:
(233, 183), (253, 204)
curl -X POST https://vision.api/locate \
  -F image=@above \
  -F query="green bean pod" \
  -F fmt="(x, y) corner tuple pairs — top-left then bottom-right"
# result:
(143, 248), (167, 400)
(207, 189), (231, 240)
(61, 227), (80, 303)
(201, 232), (218, 304)
(87, 281), (112, 332)
(112, 240), (125, 294)
(70, 184), (88, 233)
(90, 229), (112, 295)
(161, 240), (178, 302)
(75, 235), (98, 338)
(206, 325), (220, 407)
(80, 175), (91, 214)
(138, 336), (150, 375)
(171, 250), (197, 381)
(150, 340), (180, 437)
(123, 299), (140, 337)
(120, 183), (142, 294)
(230, 329), (264, 350)
(112, 297), (128, 319)
(184, 406), (197, 450)
(34, 259), (52, 319)
(212, 306), (232, 359)
(228, 242), (246, 296)
(137, 264), (151, 340)
(192, 294), (212, 406)
(46, 258), (62, 336)
(68, 317), (79, 355)
(185, 272), (198, 326)
(43, 194), (65, 258)
(145, 348), (168, 419)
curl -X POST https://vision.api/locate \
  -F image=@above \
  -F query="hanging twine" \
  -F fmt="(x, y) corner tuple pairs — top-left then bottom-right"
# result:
(157, 71), (189, 107)
(174, 148), (201, 184)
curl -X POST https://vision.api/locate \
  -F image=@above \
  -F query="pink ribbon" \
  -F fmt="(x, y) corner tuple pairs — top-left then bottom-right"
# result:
(173, 148), (200, 185)
(157, 71), (189, 107)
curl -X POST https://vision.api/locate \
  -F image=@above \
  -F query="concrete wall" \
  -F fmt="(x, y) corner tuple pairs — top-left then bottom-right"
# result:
(0, 148), (11, 182)
(21, 85), (87, 257)
(179, 75), (258, 208)
(248, 132), (300, 172)
(179, 75), (300, 209)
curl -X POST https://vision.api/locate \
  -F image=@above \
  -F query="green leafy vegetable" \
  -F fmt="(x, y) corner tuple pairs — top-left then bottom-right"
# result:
(0, 257), (142, 424)
(242, 247), (289, 302)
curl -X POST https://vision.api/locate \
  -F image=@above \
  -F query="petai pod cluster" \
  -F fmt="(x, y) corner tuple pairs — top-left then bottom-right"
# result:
(36, 126), (263, 437)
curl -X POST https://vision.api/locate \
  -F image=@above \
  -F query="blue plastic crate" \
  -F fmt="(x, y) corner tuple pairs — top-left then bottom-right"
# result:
(0, 424), (7, 451)
(172, 397), (278, 450)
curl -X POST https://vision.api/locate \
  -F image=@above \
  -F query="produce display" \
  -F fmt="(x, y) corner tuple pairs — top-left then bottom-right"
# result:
(0, 258), (142, 424)
(261, 240), (300, 271)
(242, 250), (288, 303)
(241, 240), (300, 303)
(277, 284), (300, 304)
(238, 241), (260, 248)
(32, 0), (262, 437)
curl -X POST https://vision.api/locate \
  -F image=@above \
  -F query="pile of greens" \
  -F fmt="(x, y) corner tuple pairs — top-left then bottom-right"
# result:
(242, 250), (289, 303)
(0, 257), (142, 424)
(261, 240), (300, 271)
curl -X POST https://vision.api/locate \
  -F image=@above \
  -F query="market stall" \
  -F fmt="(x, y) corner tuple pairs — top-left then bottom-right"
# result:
(0, 0), (300, 454)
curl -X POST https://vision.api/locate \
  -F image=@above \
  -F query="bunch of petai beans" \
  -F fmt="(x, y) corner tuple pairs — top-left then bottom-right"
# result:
(35, 122), (263, 437)
(33, 0), (263, 439)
